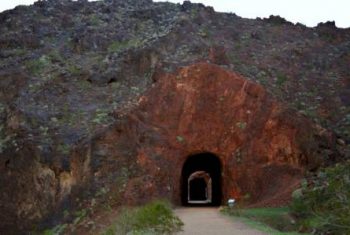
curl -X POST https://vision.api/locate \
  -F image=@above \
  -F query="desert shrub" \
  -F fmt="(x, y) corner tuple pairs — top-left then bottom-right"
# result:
(102, 200), (183, 235)
(222, 206), (301, 234)
(276, 73), (288, 87)
(0, 124), (11, 153)
(25, 55), (51, 75)
(107, 39), (141, 54)
(290, 161), (350, 234)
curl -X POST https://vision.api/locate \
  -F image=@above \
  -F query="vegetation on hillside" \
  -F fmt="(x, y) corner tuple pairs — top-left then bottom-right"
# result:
(222, 207), (307, 235)
(290, 161), (350, 235)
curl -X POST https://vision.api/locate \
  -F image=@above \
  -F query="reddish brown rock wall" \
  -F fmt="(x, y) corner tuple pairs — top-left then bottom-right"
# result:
(90, 63), (322, 207)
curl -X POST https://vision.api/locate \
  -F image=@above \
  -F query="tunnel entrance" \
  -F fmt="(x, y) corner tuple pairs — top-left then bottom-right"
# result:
(181, 153), (222, 206)
(188, 171), (212, 203)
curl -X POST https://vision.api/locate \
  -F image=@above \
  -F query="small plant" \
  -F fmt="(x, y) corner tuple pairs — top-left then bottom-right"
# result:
(73, 209), (88, 225)
(39, 126), (49, 136)
(107, 39), (141, 54)
(222, 206), (302, 234)
(89, 14), (103, 26)
(233, 149), (243, 163)
(197, 27), (210, 38)
(176, 135), (185, 143)
(47, 49), (63, 63)
(25, 55), (51, 76)
(93, 109), (110, 125)
(276, 73), (288, 87)
(236, 121), (247, 130)
(0, 103), (4, 113)
(42, 224), (68, 235)
(102, 200), (183, 235)
(67, 64), (81, 76)
(57, 143), (70, 155)
(0, 125), (11, 153)
(11, 48), (28, 57)
(190, 8), (199, 18)
(95, 187), (108, 197)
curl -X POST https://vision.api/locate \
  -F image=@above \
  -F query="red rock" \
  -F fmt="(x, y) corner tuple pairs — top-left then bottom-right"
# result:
(91, 63), (322, 206)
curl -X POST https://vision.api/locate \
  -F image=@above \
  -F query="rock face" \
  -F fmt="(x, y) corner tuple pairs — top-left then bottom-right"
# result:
(0, 0), (348, 232)
(0, 63), (328, 233)
(90, 63), (320, 205)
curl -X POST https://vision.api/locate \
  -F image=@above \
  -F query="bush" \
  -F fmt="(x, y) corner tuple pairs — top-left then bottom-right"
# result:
(290, 161), (350, 234)
(107, 39), (141, 54)
(102, 200), (183, 235)
(25, 55), (51, 76)
(222, 207), (301, 234)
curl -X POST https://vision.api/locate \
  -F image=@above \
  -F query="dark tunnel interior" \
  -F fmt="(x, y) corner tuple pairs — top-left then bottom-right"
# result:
(181, 152), (222, 206)
(189, 178), (207, 201)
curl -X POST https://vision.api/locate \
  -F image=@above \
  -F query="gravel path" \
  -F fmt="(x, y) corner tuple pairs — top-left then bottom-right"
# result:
(175, 207), (266, 235)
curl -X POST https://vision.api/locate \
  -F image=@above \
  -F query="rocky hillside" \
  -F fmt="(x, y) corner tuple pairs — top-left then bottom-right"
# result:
(0, 0), (349, 233)
(1, 0), (349, 146)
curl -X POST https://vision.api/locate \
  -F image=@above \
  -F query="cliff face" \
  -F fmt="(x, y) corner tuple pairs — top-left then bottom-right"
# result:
(1, 63), (333, 232)
(90, 63), (322, 206)
(0, 0), (348, 232)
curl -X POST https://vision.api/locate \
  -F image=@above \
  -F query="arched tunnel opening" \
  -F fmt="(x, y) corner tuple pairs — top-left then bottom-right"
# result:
(181, 153), (222, 206)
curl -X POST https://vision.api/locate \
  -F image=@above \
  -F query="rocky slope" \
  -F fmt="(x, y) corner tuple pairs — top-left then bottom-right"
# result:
(0, 0), (349, 233)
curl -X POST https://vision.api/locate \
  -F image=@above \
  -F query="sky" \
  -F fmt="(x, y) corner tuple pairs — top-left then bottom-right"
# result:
(1, 0), (349, 28)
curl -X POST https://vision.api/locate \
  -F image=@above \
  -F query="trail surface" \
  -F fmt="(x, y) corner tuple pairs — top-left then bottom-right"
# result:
(175, 207), (266, 235)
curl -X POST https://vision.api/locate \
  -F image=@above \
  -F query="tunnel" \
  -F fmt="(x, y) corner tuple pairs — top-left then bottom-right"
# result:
(181, 153), (222, 206)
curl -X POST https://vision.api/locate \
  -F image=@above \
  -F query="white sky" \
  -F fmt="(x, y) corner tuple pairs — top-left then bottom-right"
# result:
(1, 0), (349, 28)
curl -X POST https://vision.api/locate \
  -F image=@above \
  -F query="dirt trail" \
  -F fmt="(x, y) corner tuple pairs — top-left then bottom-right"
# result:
(175, 207), (266, 235)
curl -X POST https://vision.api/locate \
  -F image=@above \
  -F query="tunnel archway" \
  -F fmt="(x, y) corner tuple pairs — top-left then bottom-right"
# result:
(188, 171), (212, 203)
(181, 153), (222, 206)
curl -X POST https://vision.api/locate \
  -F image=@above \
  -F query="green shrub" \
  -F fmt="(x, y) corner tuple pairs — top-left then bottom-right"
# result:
(290, 161), (350, 234)
(102, 200), (183, 235)
(89, 14), (103, 26)
(276, 73), (288, 87)
(67, 64), (81, 76)
(176, 136), (185, 143)
(236, 121), (247, 130)
(42, 224), (67, 235)
(222, 207), (302, 234)
(93, 109), (110, 125)
(0, 125), (11, 153)
(107, 39), (141, 53)
(25, 55), (51, 76)
(47, 49), (64, 63)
